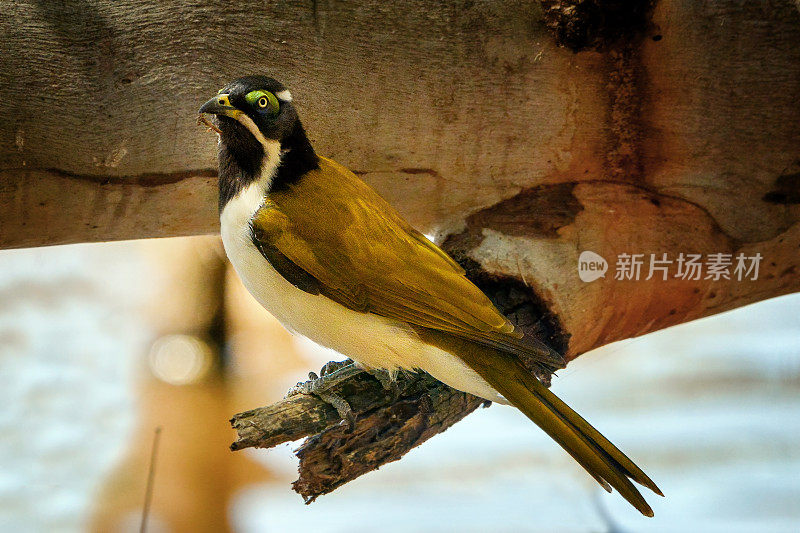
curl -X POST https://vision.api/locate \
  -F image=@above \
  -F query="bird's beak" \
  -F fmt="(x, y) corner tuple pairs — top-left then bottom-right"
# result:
(198, 93), (242, 119)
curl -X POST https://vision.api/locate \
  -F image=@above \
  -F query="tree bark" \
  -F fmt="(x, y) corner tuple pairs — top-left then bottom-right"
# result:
(3, 0), (797, 356)
(230, 365), (486, 503)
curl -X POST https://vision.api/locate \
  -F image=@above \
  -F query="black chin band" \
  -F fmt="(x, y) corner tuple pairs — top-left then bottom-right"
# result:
(270, 120), (320, 193)
(217, 117), (265, 211)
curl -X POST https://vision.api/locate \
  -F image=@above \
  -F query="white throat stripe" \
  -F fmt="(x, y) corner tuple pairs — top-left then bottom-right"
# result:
(234, 114), (282, 189)
(235, 113), (269, 147)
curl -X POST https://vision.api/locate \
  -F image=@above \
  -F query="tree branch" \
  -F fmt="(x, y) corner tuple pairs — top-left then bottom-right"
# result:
(0, 169), (218, 250)
(230, 364), (486, 503)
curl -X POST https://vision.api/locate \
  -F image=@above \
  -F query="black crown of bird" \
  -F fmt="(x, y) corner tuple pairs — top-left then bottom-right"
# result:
(198, 75), (662, 516)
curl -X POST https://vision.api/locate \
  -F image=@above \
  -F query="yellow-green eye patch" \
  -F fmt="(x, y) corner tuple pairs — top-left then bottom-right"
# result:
(245, 90), (279, 115)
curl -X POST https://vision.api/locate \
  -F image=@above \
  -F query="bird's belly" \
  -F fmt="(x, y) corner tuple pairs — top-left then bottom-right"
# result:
(219, 201), (503, 403)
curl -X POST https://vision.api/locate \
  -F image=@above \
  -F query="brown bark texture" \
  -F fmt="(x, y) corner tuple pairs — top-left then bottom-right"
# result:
(3, 0), (798, 357)
(230, 364), (486, 503)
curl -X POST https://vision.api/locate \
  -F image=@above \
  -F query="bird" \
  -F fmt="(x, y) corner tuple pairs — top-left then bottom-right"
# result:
(198, 75), (662, 516)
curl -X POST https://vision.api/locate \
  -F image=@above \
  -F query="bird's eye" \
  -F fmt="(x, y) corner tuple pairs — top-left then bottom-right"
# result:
(244, 90), (279, 115)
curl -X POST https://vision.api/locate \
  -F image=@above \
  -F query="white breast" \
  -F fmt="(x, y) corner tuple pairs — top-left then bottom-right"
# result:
(219, 171), (503, 403)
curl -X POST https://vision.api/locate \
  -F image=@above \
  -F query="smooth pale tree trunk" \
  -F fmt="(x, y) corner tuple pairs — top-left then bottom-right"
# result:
(1, 0), (798, 359)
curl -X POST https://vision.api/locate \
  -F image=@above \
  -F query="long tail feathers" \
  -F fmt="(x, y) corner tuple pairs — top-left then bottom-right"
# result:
(459, 343), (663, 517)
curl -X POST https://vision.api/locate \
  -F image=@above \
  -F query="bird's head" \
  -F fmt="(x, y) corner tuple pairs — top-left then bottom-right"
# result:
(199, 75), (297, 147)
(199, 76), (318, 207)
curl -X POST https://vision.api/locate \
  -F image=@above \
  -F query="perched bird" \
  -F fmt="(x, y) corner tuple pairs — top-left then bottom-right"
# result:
(199, 75), (661, 515)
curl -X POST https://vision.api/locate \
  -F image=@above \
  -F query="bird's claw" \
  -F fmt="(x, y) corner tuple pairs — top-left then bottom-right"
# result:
(315, 390), (357, 429)
(368, 368), (402, 401)
(320, 358), (354, 376)
(286, 361), (361, 429)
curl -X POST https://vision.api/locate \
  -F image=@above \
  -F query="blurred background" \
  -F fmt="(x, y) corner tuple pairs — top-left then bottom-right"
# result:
(0, 236), (798, 533)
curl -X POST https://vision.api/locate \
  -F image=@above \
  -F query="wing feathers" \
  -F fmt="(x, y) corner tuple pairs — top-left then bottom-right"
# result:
(250, 157), (560, 368)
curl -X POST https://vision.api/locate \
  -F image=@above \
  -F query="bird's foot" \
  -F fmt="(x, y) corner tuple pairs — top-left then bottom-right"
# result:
(367, 368), (402, 401)
(286, 361), (362, 429)
(320, 358), (354, 376)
